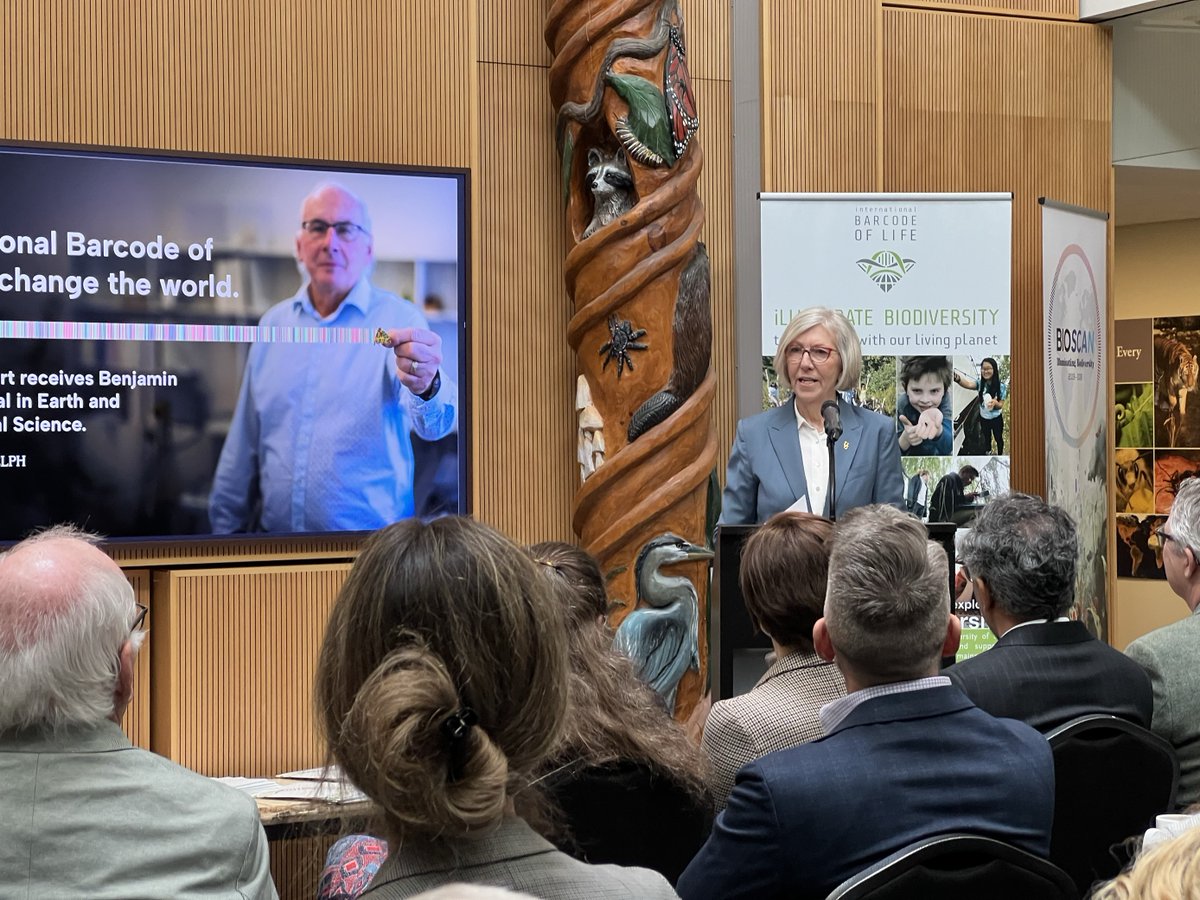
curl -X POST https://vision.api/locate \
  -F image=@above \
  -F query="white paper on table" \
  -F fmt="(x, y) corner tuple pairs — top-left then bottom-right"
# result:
(213, 776), (282, 796)
(256, 780), (368, 804)
(274, 765), (343, 782)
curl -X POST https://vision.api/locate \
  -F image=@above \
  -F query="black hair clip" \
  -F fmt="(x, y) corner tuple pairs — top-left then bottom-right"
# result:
(442, 706), (478, 742)
(442, 706), (478, 782)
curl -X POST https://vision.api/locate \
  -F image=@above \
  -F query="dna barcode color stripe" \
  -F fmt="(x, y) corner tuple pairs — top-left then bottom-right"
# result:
(0, 320), (377, 344)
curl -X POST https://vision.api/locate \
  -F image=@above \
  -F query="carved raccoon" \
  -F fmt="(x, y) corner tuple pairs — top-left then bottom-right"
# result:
(582, 147), (635, 239)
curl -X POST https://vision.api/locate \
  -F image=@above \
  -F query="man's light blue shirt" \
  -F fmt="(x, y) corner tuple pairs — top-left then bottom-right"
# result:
(209, 278), (457, 533)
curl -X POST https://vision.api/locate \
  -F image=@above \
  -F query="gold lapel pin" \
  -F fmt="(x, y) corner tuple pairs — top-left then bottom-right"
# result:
(843, 440), (850, 450)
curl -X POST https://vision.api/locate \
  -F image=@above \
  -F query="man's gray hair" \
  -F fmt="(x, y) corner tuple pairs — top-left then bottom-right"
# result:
(298, 181), (374, 235)
(1168, 478), (1200, 553)
(0, 525), (142, 731)
(825, 505), (950, 682)
(959, 493), (1076, 621)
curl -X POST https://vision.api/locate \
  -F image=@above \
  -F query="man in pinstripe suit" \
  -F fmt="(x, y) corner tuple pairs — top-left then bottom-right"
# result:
(946, 493), (1152, 733)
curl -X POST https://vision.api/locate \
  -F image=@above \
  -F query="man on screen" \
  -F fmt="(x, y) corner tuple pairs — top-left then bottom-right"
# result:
(209, 183), (457, 533)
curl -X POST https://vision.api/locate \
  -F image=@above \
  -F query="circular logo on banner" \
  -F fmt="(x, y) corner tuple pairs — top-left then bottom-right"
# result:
(1046, 244), (1102, 449)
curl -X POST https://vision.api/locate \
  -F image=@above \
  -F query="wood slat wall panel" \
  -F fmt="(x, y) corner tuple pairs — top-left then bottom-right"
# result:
(151, 564), (349, 776)
(696, 78), (736, 485)
(885, 0), (1076, 18)
(270, 835), (336, 900)
(882, 8), (1111, 495)
(109, 537), (361, 567)
(475, 62), (576, 544)
(479, 0), (551, 66)
(686, 0), (733, 82)
(760, 0), (878, 192)
(1, 0), (472, 168)
(119, 569), (152, 749)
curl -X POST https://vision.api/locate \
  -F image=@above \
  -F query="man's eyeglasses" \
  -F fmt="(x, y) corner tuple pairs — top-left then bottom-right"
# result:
(131, 603), (148, 633)
(300, 219), (370, 242)
(1160, 529), (1179, 548)
(785, 344), (838, 365)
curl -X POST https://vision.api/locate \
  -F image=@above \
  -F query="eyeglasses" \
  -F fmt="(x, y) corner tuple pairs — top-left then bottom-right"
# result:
(785, 344), (838, 365)
(300, 219), (370, 242)
(1160, 529), (1179, 548)
(131, 603), (148, 633)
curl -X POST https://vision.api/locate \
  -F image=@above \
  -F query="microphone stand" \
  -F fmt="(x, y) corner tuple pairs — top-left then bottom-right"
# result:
(821, 399), (843, 522)
(826, 431), (837, 522)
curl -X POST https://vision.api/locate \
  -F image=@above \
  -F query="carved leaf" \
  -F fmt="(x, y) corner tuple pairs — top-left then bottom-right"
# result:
(605, 73), (676, 166)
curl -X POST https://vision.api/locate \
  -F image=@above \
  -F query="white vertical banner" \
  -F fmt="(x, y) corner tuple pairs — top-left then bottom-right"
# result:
(1042, 198), (1109, 638)
(759, 193), (1013, 660)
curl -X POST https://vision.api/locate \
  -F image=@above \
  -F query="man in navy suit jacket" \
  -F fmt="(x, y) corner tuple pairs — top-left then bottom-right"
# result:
(677, 505), (1054, 900)
(947, 493), (1152, 732)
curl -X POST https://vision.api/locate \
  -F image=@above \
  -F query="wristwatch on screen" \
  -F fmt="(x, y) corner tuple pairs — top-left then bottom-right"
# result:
(418, 370), (442, 402)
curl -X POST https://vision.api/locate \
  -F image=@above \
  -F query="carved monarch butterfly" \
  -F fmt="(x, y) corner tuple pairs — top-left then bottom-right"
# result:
(664, 25), (699, 159)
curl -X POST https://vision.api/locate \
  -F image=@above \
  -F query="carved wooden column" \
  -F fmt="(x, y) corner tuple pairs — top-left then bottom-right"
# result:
(546, 0), (716, 718)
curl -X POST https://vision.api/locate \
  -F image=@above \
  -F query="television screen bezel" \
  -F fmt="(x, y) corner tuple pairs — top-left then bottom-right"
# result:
(0, 139), (473, 546)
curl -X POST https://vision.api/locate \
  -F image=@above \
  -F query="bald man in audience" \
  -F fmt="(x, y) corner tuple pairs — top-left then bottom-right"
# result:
(1127, 477), (1200, 808)
(676, 505), (1053, 900)
(0, 526), (278, 899)
(947, 493), (1152, 732)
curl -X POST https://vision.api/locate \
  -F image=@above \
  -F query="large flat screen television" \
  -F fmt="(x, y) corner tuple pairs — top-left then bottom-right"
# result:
(0, 145), (469, 541)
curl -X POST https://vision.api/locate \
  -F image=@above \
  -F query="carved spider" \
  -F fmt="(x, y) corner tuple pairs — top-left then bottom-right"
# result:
(599, 314), (648, 378)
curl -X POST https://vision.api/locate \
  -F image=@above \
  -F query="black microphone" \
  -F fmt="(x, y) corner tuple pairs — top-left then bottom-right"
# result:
(821, 400), (843, 442)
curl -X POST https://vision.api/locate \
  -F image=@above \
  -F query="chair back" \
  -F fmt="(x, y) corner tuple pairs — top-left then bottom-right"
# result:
(826, 833), (1078, 900)
(1047, 714), (1179, 895)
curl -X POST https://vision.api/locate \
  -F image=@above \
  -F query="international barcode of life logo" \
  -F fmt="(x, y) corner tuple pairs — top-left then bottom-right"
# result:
(855, 250), (916, 293)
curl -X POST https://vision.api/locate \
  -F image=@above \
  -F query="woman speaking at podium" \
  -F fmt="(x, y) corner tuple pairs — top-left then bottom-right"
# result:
(720, 307), (904, 524)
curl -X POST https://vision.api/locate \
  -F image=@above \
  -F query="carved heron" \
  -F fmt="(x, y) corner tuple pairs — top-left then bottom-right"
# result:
(613, 532), (713, 710)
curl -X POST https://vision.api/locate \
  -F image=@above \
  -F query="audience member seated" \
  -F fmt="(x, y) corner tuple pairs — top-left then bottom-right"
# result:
(1088, 818), (1200, 899)
(314, 518), (678, 899)
(699, 511), (845, 808)
(946, 493), (1152, 732)
(675, 504), (1054, 900)
(527, 541), (714, 885)
(410, 886), (539, 900)
(1126, 477), (1200, 809)
(0, 526), (277, 899)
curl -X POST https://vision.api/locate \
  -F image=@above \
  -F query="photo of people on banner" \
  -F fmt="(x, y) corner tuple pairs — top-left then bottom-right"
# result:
(1113, 316), (1200, 579)
(761, 350), (1011, 661)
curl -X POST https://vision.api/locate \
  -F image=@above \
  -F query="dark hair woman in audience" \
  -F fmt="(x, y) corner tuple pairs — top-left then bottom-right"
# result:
(527, 541), (715, 886)
(314, 518), (677, 899)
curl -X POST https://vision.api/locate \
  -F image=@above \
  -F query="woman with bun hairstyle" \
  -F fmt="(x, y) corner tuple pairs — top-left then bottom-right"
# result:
(527, 541), (714, 885)
(314, 518), (677, 900)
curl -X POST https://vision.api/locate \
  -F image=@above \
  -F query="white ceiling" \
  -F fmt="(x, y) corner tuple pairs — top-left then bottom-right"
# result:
(1112, 0), (1200, 226)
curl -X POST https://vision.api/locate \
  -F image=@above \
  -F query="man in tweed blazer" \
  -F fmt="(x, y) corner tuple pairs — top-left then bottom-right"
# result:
(946, 494), (1152, 733)
(702, 512), (844, 807)
(1127, 477), (1200, 808)
(678, 506), (1052, 900)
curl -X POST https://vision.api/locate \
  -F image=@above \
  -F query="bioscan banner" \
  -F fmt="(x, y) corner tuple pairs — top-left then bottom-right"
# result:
(1042, 198), (1109, 639)
(759, 193), (1012, 660)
